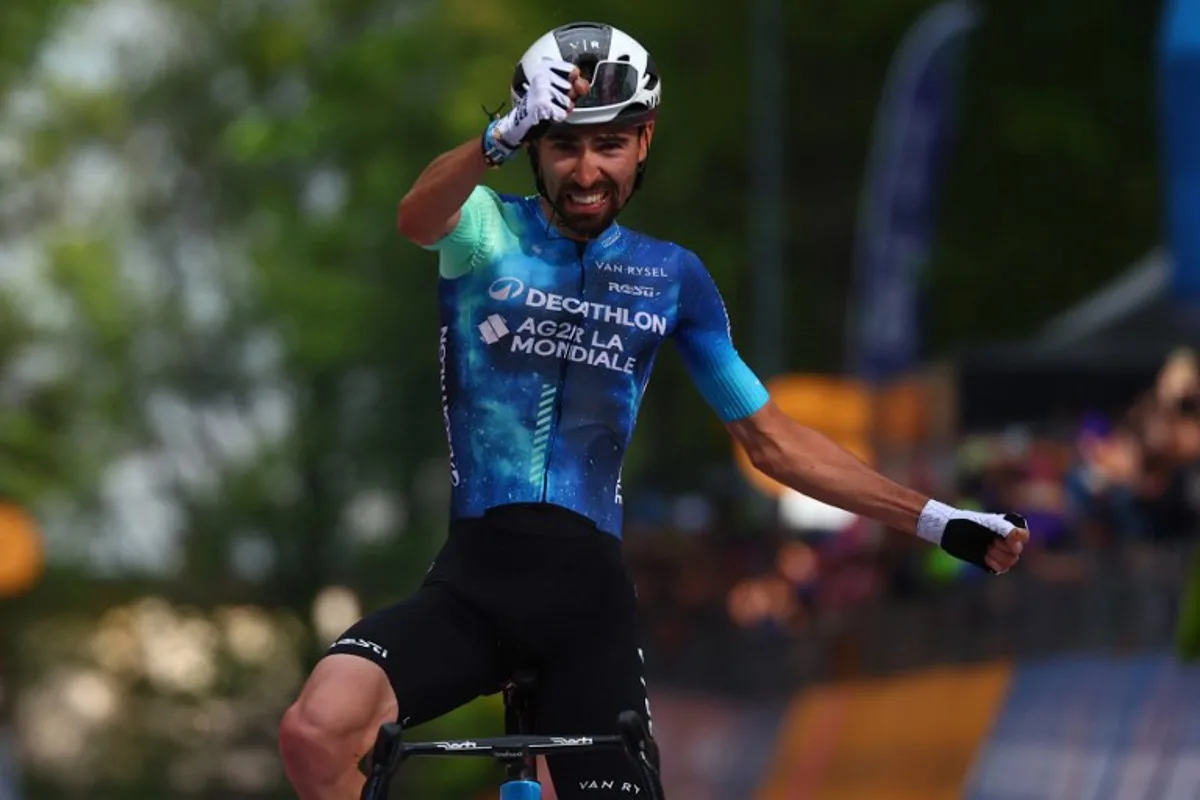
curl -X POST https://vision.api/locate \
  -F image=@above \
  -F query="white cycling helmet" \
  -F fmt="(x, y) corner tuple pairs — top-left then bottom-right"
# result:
(511, 22), (661, 128)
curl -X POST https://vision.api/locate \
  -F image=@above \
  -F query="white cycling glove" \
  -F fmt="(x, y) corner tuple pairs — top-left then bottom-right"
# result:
(916, 499), (1027, 573)
(483, 59), (576, 166)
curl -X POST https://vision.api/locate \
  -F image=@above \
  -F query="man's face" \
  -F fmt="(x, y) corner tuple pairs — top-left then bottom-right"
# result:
(534, 123), (652, 238)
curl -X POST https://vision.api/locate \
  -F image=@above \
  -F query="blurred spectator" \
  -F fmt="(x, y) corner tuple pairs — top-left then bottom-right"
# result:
(627, 346), (1200, 657)
(1063, 412), (1149, 546)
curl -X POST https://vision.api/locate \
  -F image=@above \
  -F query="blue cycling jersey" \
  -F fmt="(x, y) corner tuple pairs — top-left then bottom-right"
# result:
(424, 185), (770, 537)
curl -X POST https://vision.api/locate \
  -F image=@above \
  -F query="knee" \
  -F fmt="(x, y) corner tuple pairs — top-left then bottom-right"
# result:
(278, 701), (330, 764)
(279, 700), (349, 779)
(279, 657), (397, 776)
(278, 696), (374, 783)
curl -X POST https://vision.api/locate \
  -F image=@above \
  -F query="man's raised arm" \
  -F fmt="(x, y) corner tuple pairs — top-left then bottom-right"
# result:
(396, 139), (488, 246)
(396, 61), (588, 246)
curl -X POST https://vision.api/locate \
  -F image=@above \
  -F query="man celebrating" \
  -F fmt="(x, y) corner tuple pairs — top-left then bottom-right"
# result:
(279, 21), (1029, 799)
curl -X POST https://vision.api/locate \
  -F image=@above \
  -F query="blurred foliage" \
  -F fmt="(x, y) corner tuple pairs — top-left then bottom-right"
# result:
(11, 589), (506, 798)
(0, 0), (1165, 796)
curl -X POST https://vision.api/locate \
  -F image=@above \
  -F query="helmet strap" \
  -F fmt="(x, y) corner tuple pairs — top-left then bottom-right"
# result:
(632, 124), (651, 192)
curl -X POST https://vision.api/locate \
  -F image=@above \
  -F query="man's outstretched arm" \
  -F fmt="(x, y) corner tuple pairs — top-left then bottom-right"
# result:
(670, 252), (1028, 574)
(726, 402), (1027, 574)
(727, 401), (925, 532)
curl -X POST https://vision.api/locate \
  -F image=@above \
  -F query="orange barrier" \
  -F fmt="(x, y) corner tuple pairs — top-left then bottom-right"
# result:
(759, 661), (1013, 800)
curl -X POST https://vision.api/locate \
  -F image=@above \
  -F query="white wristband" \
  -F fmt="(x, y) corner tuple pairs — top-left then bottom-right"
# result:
(916, 499), (955, 546)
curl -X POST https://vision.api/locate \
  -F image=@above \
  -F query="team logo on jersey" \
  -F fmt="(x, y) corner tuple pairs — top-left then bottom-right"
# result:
(608, 282), (658, 298)
(478, 314), (510, 345)
(488, 277), (525, 301)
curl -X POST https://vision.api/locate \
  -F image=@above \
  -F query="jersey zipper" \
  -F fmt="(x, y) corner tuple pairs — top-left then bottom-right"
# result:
(540, 243), (587, 502)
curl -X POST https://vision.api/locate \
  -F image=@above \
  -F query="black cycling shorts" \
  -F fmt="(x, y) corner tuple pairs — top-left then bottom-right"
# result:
(326, 503), (660, 798)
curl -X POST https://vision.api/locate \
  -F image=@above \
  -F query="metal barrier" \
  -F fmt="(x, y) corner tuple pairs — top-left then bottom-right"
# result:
(643, 542), (1195, 697)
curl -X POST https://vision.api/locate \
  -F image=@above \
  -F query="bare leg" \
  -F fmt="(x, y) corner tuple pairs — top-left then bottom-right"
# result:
(279, 655), (398, 800)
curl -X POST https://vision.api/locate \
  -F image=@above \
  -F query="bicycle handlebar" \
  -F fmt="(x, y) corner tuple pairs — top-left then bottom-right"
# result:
(399, 732), (627, 759)
(362, 712), (664, 800)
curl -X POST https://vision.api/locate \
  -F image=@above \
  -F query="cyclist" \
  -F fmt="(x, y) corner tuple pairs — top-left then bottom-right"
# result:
(278, 21), (1030, 799)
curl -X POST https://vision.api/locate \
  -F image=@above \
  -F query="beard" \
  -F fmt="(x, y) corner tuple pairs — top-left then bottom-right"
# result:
(551, 182), (623, 237)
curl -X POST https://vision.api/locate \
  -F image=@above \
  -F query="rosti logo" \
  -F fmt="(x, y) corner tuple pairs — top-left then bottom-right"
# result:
(489, 277), (525, 301)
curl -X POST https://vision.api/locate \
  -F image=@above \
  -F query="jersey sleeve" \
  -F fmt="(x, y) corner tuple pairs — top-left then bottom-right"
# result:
(673, 252), (771, 422)
(420, 185), (507, 279)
